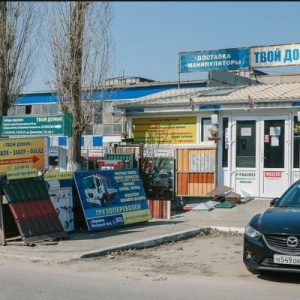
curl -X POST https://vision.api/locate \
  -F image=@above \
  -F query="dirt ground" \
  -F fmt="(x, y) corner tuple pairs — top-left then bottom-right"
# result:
(58, 229), (251, 281)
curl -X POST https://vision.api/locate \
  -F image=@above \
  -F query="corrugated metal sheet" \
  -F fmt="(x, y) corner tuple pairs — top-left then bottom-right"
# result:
(176, 149), (216, 197)
(0, 176), (66, 244)
(117, 82), (300, 108)
(104, 153), (136, 168)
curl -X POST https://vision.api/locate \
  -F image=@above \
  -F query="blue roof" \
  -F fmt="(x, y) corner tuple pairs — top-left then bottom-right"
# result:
(16, 82), (206, 105)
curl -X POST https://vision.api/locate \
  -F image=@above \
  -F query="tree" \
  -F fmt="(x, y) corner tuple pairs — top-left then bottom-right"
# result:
(45, 1), (114, 171)
(0, 2), (40, 116)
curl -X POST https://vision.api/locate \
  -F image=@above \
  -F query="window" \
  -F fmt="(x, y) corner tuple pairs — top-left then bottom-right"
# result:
(25, 105), (32, 114)
(236, 120), (256, 168)
(201, 117), (211, 141)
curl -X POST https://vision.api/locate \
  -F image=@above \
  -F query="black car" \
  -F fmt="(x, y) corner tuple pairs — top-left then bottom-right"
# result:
(243, 180), (300, 274)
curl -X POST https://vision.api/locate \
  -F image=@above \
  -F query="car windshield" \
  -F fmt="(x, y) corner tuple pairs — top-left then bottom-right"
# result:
(276, 182), (300, 207)
(83, 176), (95, 189)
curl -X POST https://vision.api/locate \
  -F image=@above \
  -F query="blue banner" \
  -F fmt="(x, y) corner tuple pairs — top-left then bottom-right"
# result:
(74, 169), (151, 231)
(180, 47), (249, 73)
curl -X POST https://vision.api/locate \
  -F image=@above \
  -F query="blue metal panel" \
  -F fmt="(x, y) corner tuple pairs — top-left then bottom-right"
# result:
(16, 82), (206, 105)
(17, 93), (58, 105)
(93, 136), (102, 146)
(199, 105), (221, 110)
(125, 108), (144, 113)
(58, 136), (67, 146)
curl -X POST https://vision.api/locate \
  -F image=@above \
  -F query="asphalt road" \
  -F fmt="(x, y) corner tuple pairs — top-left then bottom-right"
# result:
(1, 230), (300, 300)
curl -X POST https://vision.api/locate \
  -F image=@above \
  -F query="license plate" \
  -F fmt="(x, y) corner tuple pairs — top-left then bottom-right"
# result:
(274, 254), (300, 265)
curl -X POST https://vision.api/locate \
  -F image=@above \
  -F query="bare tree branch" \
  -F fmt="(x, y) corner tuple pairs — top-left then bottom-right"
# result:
(45, 1), (115, 171)
(0, 2), (41, 115)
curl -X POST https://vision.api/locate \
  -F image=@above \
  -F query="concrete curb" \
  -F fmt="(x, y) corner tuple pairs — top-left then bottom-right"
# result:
(209, 226), (245, 234)
(79, 227), (207, 259)
(76, 226), (246, 260)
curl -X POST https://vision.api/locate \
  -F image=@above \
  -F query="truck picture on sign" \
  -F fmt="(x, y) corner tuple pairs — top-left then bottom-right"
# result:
(83, 174), (118, 207)
(74, 169), (151, 231)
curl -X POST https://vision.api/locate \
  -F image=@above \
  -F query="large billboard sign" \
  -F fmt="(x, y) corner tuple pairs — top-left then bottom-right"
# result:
(132, 116), (197, 144)
(0, 137), (48, 173)
(179, 43), (300, 74)
(250, 43), (300, 68)
(179, 47), (249, 73)
(74, 169), (151, 231)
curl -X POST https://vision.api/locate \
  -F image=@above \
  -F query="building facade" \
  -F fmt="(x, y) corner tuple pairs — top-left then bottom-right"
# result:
(116, 80), (300, 199)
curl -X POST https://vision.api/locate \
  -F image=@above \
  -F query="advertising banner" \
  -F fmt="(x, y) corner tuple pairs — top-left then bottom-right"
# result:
(179, 47), (249, 73)
(0, 113), (72, 137)
(132, 116), (197, 144)
(74, 169), (151, 231)
(0, 137), (48, 173)
(250, 43), (300, 68)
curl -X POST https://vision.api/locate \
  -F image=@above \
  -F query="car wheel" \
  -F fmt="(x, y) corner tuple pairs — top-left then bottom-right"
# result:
(101, 193), (109, 206)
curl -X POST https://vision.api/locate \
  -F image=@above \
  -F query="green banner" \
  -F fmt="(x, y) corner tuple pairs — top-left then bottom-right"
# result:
(0, 113), (72, 137)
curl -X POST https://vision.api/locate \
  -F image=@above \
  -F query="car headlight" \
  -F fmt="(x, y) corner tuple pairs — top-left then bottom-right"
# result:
(245, 225), (262, 240)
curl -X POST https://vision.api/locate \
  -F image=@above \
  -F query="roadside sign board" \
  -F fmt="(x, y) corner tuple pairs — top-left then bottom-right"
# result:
(74, 169), (151, 231)
(44, 171), (73, 181)
(0, 113), (72, 137)
(0, 137), (49, 173)
(6, 169), (38, 180)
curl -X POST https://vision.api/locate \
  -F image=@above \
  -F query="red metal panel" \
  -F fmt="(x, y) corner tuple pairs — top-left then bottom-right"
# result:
(9, 199), (58, 221)
(1, 177), (67, 244)
(41, 199), (58, 216)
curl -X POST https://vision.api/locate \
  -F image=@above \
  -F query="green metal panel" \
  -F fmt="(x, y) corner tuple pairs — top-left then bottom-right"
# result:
(0, 176), (49, 204)
(216, 201), (236, 209)
(104, 153), (136, 168)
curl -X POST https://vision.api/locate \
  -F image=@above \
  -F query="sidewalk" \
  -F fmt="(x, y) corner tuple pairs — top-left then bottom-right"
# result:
(0, 198), (270, 263)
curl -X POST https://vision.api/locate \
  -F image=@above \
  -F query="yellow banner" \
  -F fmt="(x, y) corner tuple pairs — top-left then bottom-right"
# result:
(0, 137), (48, 173)
(7, 169), (38, 180)
(123, 209), (152, 225)
(44, 171), (73, 181)
(132, 116), (197, 144)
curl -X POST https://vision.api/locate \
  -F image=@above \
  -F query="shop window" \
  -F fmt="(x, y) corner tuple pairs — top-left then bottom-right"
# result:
(263, 120), (284, 168)
(236, 120), (256, 168)
(201, 117), (211, 141)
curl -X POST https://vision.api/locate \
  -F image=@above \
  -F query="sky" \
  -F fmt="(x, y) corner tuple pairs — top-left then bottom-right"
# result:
(27, 1), (300, 92)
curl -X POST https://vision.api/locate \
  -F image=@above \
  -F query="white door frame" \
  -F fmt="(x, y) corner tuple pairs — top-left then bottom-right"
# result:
(230, 114), (290, 198)
(259, 115), (290, 198)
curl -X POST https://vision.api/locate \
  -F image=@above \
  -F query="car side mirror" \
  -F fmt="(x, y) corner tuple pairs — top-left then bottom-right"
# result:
(270, 197), (279, 207)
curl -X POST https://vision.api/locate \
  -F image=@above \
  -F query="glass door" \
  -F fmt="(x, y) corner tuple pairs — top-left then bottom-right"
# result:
(232, 119), (259, 197)
(260, 117), (289, 198)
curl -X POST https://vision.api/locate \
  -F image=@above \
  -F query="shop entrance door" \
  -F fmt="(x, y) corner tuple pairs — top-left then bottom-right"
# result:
(231, 116), (289, 198)
(260, 117), (289, 198)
